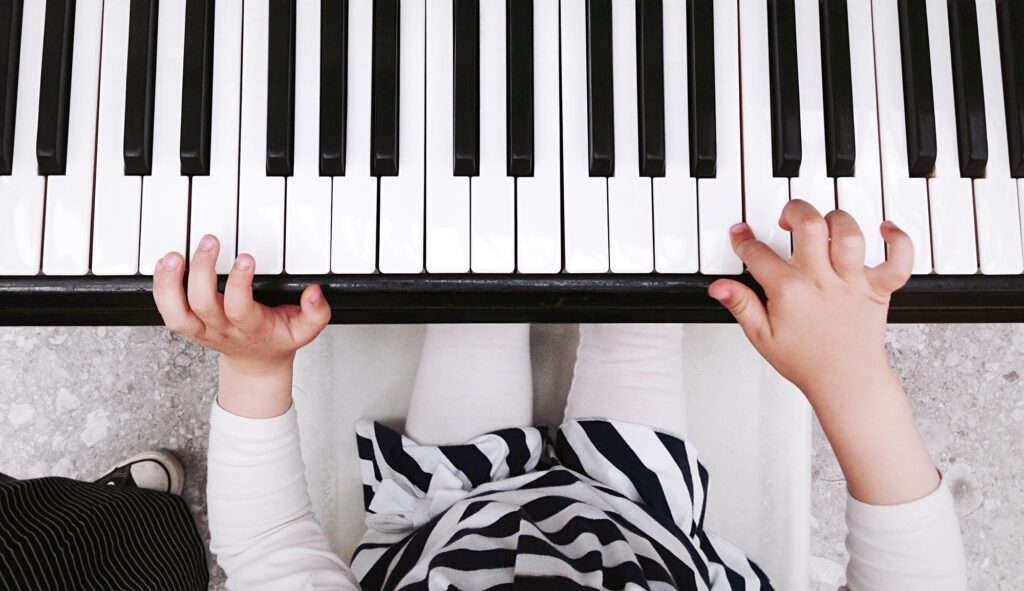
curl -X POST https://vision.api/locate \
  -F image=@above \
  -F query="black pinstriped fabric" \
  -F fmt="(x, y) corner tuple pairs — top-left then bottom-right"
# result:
(0, 475), (208, 590)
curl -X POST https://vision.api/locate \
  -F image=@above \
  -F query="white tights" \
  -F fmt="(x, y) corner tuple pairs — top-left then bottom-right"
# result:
(404, 324), (688, 445)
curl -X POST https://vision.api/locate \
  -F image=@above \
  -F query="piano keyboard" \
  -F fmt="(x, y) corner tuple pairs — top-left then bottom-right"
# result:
(1, 0), (1024, 280)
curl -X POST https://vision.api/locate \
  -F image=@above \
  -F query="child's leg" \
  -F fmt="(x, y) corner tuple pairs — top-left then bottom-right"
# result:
(405, 324), (533, 445)
(563, 324), (688, 437)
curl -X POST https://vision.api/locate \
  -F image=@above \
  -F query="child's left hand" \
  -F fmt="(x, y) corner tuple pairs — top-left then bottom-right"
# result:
(152, 234), (331, 378)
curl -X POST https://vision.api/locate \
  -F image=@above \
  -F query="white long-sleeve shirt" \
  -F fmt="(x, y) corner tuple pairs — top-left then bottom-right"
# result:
(206, 403), (967, 590)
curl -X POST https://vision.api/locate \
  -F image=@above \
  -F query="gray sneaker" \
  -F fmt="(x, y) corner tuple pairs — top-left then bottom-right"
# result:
(93, 449), (185, 496)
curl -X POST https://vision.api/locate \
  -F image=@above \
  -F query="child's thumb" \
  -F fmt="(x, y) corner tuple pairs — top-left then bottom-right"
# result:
(292, 284), (332, 345)
(708, 279), (770, 345)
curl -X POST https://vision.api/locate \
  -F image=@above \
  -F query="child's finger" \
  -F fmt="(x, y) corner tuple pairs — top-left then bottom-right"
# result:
(779, 199), (832, 276)
(152, 253), (205, 337)
(187, 235), (229, 329)
(867, 220), (914, 294)
(730, 223), (793, 288)
(287, 284), (332, 346)
(824, 209), (866, 280)
(708, 279), (771, 345)
(223, 254), (265, 333)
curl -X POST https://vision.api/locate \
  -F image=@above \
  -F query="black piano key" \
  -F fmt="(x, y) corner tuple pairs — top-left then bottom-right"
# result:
(371, 0), (399, 177)
(123, 0), (158, 177)
(0, 0), (21, 176)
(948, 0), (987, 178)
(506, 0), (533, 177)
(453, 0), (479, 177)
(767, 0), (801, 177)
(687, 0), (715, 178)
(180, 0), (214, 177)
(897, 0), (936, 177)
(36, 0), (75, 176)
(266, 0), (295, 177)
(636, 0), (665, 178)
(819, 0), (855, 178)
(998, 0), (1024, 177)
(320, 0), (347, 177)
(586, 0), (614, 177)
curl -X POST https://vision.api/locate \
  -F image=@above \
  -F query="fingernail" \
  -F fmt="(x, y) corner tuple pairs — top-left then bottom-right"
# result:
(882, 220), (898, 231)
(198, 235), (215, 251)
(730, 223), (749, 236)
(163, 255), (180, 270)
(309, 286), (323, 304)
(235, 255), (252, 270)
(710, 288), (730, 303)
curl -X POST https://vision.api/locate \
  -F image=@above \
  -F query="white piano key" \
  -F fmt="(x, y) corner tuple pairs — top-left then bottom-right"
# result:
(738, 0), (791, 259)
(85, 0), (137, 276)
(425, 0), (469, 273)
(1019, 182), (1024, 262)
(237, 0), (285, 274)
(791, 0), (835, 216)
(471, 0), (515, 273)
(331, 0), (377, 274)
(652, 0), (697, 273)
(871, 0), (932, 274)
(516, 0), (562, 274)
(836, 0), (885, 266)
(285, 175), (333, 275)
(378, 0), (425, 273)
(973, 0), (1024, 274)
(560, 0), (610, 273)
(607, 0), (654, 273)
(139, 0), (189, 276)
(189, 0), (242, 274)
(43, 0), (102, 275)
(0, 0), (45, 275)
(285, 0), (332, 274)
(330, 176), (378, 273)
(924, 0), (978, 274)
(697, 0), (743, 275)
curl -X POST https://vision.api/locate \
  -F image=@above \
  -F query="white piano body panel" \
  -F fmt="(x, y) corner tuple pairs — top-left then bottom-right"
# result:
(291, 325), (812, 590)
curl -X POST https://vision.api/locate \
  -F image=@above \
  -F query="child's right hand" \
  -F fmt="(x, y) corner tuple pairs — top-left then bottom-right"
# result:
(708, 200), (913, 401)
(152, 234), (331, 379)
(712, 200), (945, 506)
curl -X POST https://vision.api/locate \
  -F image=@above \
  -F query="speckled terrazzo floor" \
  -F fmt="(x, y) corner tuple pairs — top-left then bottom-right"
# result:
(1, 324), (1022, 590)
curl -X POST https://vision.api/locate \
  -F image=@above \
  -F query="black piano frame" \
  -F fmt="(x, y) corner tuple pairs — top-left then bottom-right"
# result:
(0, 274), (1022, 325)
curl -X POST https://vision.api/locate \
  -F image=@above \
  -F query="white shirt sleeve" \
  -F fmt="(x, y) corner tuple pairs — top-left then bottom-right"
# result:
(842, 476), (968, 591)
(207, 402), (360, 591)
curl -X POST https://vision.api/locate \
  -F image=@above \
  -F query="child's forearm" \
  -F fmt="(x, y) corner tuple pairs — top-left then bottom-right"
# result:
(804, 366), (940, 505)
(217, 355), (295, 419)
(207, 402), (359, 589)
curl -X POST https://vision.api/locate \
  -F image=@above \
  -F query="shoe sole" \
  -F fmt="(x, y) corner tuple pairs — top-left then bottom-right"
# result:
(100, 449), (186, 496)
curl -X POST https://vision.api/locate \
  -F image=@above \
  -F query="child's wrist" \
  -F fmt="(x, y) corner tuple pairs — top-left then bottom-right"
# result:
(217, 354), (295, 419)
(798, 354), (897, 406)
(219, 352), (295, 379)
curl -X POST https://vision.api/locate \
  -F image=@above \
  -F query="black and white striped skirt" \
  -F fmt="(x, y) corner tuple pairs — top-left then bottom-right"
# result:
(353, 419), (773, 590)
